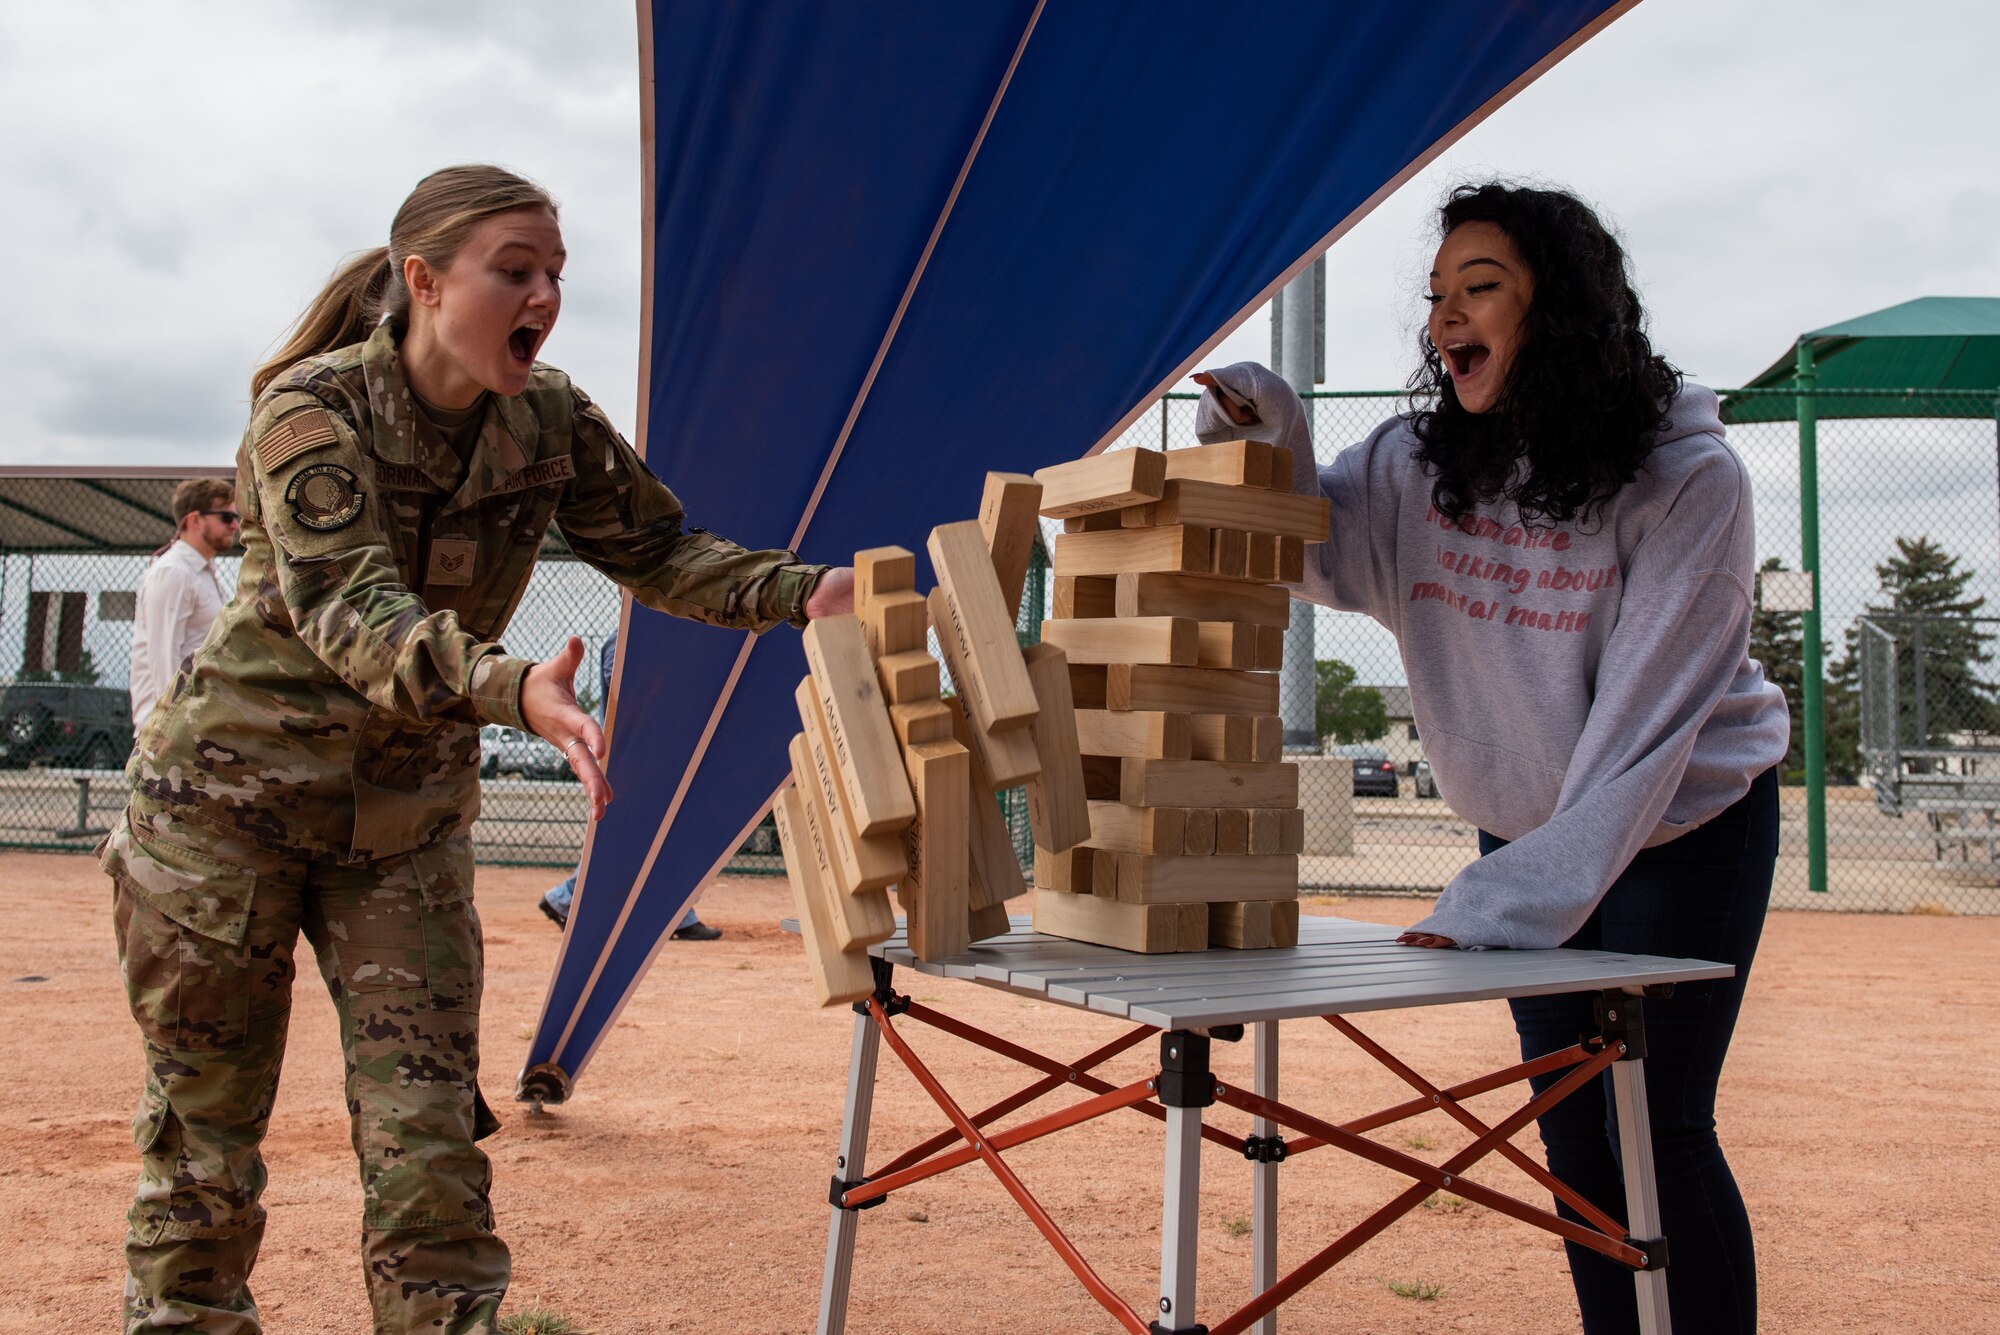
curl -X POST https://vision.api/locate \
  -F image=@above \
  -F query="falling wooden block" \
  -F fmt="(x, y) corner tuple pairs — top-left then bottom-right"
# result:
(1052, 525), (1210, 578)
(1084, 801), (1187, 856)
(1121, 758), (1299, 809)
(794, 682), (908, 893)
(1032, 888), (1206, 953)
(934, 626), (1041, 789)
(1209, 528), (1249, 579)
(863, 589), (929, 658)
(1068, 663), (1108, 710)
(1193, 621), (1260, 670)
(1033, 844), (1093, 893)
(1150, 479), (1331, 543)
(1249, 807), (1305, 855)
(854, 545), (916, 606)
(890, 699), (955, 748)
(928, 522), (1039, 734)
(877, 650), (942, 705)
(949, 701), (1029, 908)
(1163, 439), (1272, 488)
(1209, 899), (1301, 950)
(1278, 537), (1305, 582)
(1190, 714), (1282, 763)
(1053, 575), (1116, 619)
(1115, 572), (1291, 627)
(1108, 664), (1278, 716)
(1216, 808), (1251, 856)
(969, 901), (1012, 941)
(1040, 615), (1195, 666)
(1104, 853), (1299, 905)
(1021, 643), (1090, 853)
(1182, 807), (1216, 857)
(1034, 448), (1167, 518)
(785, 734), (897, 947)
(978, 472), (1043, 621)
(1062, 511), (1126, 533)
(1074, 709), (1191, 760)
(901, 738), (971, 961)
(802, 617), (917, 835)
(773, 783), (877, 1007)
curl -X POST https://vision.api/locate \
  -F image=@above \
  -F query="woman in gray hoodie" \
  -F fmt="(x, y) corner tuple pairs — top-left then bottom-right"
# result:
(1195, 182), (1785, 1334)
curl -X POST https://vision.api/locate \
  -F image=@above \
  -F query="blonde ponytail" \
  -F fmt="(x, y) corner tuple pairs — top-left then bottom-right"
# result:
(250, 165), (558, 399)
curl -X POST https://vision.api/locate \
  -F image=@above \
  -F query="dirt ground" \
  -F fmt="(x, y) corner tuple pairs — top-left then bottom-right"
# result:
(4, 852), (1996, 1333)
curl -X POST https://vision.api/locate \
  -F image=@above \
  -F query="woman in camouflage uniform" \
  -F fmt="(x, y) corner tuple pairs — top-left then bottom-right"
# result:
(101, 164), (852, 1334)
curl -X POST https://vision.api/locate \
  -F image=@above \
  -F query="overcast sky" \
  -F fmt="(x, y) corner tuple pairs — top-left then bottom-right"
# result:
(2, 0), (1994, 474)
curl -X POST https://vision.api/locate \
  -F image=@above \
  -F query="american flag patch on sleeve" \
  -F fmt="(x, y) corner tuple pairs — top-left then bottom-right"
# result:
(257, 409), (340, 473)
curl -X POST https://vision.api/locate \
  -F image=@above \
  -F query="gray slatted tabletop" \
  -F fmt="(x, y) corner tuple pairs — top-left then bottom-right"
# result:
(868, 914), (1733, 1029)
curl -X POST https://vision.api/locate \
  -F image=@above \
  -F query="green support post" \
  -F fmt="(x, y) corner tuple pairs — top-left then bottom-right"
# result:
(1797, 340), (1827, 893)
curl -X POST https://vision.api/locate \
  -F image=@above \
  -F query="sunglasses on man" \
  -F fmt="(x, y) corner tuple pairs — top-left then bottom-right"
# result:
(200, 510), (242, 524)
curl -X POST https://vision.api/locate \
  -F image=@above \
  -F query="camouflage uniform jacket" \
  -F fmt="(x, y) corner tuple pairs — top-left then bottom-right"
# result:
(130, 322), (823, 897)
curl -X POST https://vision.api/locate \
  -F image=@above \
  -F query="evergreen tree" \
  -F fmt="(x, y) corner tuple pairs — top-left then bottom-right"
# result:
(1749, 556), (1816, 780)
(1315, 658), (1386, 744)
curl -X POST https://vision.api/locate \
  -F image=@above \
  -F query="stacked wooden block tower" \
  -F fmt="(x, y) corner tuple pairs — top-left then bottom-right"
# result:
(775, 474), (1094, 1006)
(1028, 439), (1330, 954)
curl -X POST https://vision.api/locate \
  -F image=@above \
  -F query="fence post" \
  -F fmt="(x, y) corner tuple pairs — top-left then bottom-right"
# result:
(1797, 340), (1828, 893)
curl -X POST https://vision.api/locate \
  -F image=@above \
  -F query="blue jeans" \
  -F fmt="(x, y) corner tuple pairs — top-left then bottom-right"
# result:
(545, 873), (701, 927)
(1486, 766), (1776, 1335)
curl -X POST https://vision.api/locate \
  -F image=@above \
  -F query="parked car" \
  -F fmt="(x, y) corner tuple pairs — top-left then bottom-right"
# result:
(1333, 743), (1399, 798)
(0, 681), (134, 770)
(479, 724), (573, 780)
(1413, 758), (1438, 799)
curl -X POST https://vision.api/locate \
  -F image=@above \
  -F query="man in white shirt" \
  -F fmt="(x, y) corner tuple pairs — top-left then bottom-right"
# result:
(128, 478), (239, 727)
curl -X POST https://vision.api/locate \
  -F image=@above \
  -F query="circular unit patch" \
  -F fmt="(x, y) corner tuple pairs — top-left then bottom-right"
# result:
(285, 463), (365, 531)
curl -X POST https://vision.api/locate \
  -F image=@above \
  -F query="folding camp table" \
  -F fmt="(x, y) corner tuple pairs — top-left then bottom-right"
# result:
(810, 915), (1731, 1335)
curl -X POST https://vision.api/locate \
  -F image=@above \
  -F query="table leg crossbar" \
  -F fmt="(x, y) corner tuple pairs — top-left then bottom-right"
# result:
(818, 964), (1672, 1335)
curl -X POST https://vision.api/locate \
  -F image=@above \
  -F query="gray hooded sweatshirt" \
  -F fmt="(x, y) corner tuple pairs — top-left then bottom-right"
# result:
(1194, 362), (1789, 949)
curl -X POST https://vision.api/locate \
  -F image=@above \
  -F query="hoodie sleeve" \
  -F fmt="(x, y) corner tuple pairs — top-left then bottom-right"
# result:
(1406, 441), (1762, 949)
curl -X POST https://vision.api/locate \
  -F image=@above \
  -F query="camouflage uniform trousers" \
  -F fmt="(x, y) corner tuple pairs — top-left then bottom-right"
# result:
(104, 801), (508, 1333)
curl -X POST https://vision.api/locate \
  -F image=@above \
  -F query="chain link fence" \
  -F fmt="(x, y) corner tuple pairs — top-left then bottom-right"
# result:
(6, 385), (1999, 913)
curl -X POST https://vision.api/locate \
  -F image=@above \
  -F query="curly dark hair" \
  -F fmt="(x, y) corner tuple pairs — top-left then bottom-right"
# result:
(1408, 182), (1682, 528)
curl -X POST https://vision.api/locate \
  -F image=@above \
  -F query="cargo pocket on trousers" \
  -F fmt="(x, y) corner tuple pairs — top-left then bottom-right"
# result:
(411, 834), (482, 1015)
(127, 1084), (180, 1245)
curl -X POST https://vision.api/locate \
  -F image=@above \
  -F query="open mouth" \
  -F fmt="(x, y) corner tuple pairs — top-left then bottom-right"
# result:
(1445, 342), (1490, 379)
(509, 325), (542, 366)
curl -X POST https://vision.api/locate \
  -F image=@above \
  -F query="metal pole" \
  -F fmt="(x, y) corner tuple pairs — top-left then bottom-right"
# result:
(1610, 1057), (1673, 1334)
(817, 1007), (882, 1335)
(1797, 340), (1827, 893)
(1275, 259), (1320, 752)
(1251, 1021), (1280, 1335)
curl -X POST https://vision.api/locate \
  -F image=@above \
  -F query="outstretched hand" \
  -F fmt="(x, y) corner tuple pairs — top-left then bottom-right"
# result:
(1397, 931), (1457, 949)
(520, 635), (614, 821)
(806, 565), (855, 619)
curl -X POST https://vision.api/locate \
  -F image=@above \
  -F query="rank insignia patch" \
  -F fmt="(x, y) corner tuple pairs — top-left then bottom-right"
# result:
(286, 463), (366, 531)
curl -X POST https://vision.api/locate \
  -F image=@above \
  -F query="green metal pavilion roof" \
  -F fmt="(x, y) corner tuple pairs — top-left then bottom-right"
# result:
(1721, 296), (2000, 423)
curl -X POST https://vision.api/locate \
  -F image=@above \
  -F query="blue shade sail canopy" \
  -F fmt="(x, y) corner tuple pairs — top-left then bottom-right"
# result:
(523, 0), (1639, 1095)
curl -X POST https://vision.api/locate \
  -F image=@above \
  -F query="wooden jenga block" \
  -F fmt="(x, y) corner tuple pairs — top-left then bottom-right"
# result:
(1108, 664), (1278, 716)
(1210, 528), (1249, 579)
(1268, 446), (1295, 490)
(1150, 479), (1331, 543)
(1194, 622), (1259, 670)
(1052, 526), (1209, 578)
(1190, 714), (1281, 763)
(1249, 807), (1305, 855)
(801, 617), (917, 835)
(928, 522), (1039, 734)
(877, 650), (942, 704)
(1278, 537), (1305, 582)
(1040, 616), (1195, 666)
(969, 901), (1012, 941)
(1052, 574), (1116, 619)
(1084, 801), (1186, 855)
(1032, 888), (1206, 953)
(1080, 754), (1123, 801)
(950, 702), (1029, 909)
(1069, 663), (1108, 709)
(901, 738), (970, 961)
(772, 783), (876, 1006)
(863, 589), (929, 658)
(794, 682), (907, 892)
(785, 735), (897, 947)
(1163, 438), (1272, 488)
(1209, 899), (1301, 950)
(936, 655), (1040, 788)
(1248, 533), (1279, 583)
(1033, 844), (1093, 893)
(1120, 758), (1299, 809)
(1034, 448), (1167, 518)
(978, 473), (1043, 621)
(1115, 572), (1291, 627)
(1254, 625), (1285, 672)
(1104, 853), (1299, 905)
(1216, 808), (1251, 856)
(890, 699), (955, 747)
(1090, 849), (1121, 897)
(1021, 643), (1090, 853)
(1063, 511), (1126, 533)
(1182, 807), (1216, 856)
(854, 545), (916, 607)
(1074, 709), (1191, 760)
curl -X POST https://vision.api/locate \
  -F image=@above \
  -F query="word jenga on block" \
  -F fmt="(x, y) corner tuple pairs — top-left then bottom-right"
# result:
(778, 474), (1092, 1005)
(1031, 440), (1329, 953)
